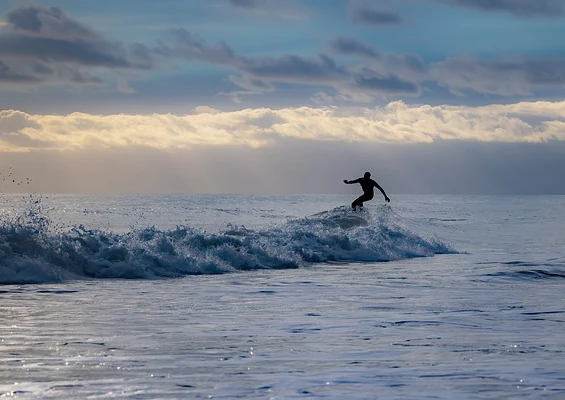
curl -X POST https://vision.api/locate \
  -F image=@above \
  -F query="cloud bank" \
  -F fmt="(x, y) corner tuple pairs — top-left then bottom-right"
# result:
(1, 100), (564, 153)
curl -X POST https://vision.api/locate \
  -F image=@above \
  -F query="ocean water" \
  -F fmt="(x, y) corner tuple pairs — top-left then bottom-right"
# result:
(0, 193), (564, 399)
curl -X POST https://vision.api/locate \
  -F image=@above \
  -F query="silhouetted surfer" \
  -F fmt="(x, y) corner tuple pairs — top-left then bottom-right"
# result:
(344, 171), (390, 210)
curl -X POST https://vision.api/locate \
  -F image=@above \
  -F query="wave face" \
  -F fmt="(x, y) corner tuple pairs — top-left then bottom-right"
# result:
(0, 203), (454, 284)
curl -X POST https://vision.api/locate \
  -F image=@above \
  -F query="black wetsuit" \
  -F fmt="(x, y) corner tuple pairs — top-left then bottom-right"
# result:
(350, 177), (379, 209)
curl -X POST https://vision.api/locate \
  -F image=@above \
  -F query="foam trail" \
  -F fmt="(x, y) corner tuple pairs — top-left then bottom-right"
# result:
(0, 203), (455, 284)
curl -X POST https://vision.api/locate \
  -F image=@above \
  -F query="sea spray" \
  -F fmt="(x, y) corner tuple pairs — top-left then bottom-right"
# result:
(0, 201), (455, 284)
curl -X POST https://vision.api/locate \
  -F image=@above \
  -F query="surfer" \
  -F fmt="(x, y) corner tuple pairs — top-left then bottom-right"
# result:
(344, 171), (390, 210)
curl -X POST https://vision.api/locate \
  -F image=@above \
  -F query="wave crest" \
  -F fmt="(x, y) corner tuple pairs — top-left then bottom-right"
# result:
(0, 203), (455, 284)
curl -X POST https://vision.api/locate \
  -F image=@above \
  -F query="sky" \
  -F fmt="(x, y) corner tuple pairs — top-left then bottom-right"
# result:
(1, 0), (565, 194)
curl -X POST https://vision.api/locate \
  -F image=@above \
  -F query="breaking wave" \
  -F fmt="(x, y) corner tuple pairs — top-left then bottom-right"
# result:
(0, 202), (455, 284)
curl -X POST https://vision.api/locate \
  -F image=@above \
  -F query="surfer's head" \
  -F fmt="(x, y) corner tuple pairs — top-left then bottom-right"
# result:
(364, 171), (371, 178)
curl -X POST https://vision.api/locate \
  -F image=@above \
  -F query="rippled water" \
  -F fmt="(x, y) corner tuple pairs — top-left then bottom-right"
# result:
(1, 194), (564, 399)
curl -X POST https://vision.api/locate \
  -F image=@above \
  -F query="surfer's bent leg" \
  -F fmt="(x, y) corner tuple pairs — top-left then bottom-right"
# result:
(352, 195), (365, 209)
(352, 194), (373, 209)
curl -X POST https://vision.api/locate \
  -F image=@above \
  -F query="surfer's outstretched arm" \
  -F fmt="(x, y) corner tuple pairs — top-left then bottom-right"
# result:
(374, 182), (391, 202)
(343, 178), (360, 184)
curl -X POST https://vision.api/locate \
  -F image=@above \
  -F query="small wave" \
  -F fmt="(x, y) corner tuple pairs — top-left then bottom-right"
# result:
(486, 269), (565, 280)
(0, 203), (455, 284)
(428, 218), (467, 222)
(481, 259), (565, 280)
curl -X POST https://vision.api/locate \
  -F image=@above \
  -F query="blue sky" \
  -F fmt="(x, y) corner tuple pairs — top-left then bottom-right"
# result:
(1, 0), (565, 194)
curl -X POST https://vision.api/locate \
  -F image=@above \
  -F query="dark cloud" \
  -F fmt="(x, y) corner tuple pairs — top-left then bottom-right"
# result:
(398, 54), (427, 73)
(242, 54), (347, 83)
(2, 3), (562, 102)
(0, 5), (157, 86)
(163, 29), (420, 98)
(501, 58), (565, 84)
(58, 65), (105, 84)
(329, 38), (427, 83)
(222, 0), (312, 21)
(162, 31), (354, 91)
(167, 33), (422, 101)
(160, 29), (242, 66)
(6, 6), (96, 39)
(0, 36), (150, 69)
(7, 6), (45, 33)
(347, 0), (402, 26)
(327, 36), (565, 97)
(326, 38), (425, 98)
(227, 0), (261, 8)
(352, 73), (420, 95)
(431, 55), (565, 95)
(163, 30), (348, 86)
(435, 0), (565, 17)
(0, 60), (40, 83)
(329, 37), (381, 59)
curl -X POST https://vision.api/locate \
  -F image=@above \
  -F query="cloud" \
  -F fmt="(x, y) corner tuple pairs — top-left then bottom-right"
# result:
(161, 28), (565, 100)
(241, 54), (347, 83)
(228, 0), (261, 8)
(434, 0), (565, 17)
(351, 73), (420, 95)
(160, 29), (241, 66)
(326, 38), (427, 99)
(330, 38), (427, 75)
(0, 60), (40, 83)
(227, 74), (274, 93)
(330, 37), (565, 98)
(163, 31), (420, 99)
(1, 4), (564, 102)
(329, 37), (381, 60)
(223, 0), (312, 21)
(430, 55), (565, 96)
(0, 109), (51, 149)
(160, 7), (565, 101)
(164, 30), (347, 84)
(6, 6), (92, 39)
(0, 5), (157, 86)
(2, 100), (564, 152)
(0, 109), (40, 134)
(347, 0), (403, 26)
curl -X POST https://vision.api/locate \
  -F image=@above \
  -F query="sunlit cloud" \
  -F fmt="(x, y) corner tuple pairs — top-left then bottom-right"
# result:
(1, 100), (565, 152)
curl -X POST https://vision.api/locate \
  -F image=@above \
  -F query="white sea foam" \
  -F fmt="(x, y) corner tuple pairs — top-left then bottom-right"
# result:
(0, 200), (453, 284)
